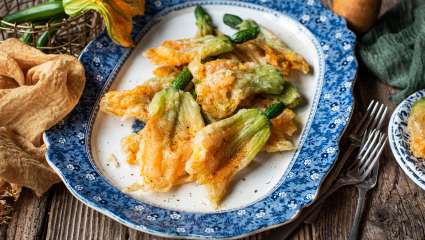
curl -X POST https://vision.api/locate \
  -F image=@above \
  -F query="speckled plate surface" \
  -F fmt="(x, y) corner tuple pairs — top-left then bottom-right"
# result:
(44, 0), (357, 239)
(389, 89), (425, 190)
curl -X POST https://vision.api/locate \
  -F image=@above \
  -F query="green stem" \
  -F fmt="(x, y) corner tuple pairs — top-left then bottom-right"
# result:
(263, 102), (286, 119)
(194, 5), (214, 36)
(195, 6), (211, 23)
(172, 67), (193, 90)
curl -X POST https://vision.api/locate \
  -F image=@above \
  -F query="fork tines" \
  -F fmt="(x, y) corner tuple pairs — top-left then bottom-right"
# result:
(350, 130), (387, 180)
(350, 100), (388, 144)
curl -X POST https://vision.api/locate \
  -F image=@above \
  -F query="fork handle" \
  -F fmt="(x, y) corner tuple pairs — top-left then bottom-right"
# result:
(348, 187), (368, 240)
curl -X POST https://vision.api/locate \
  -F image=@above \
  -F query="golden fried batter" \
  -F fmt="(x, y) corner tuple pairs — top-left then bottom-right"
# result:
(99, 77), (171, 121)
(123, 89), (205, 192)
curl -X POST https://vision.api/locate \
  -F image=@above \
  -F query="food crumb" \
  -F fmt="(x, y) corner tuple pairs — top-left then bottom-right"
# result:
(123, 183), (143, 192)
(108, 153), (120, 168)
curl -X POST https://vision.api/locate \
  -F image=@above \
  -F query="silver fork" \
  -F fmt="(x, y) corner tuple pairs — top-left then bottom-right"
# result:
(335, 100), (388, 182)
(313, 130), (387, 198)
(269, 130), (388, 240)
(348, 161), (379, 240)
(303, 101), (388, 223)
(349, 100), (388, 145)
(346, 102), (388, 240)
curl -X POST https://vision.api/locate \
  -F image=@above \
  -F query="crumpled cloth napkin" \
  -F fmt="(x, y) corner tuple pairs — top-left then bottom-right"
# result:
(359, 0), (425, 103)
(0, 39), (85, 222)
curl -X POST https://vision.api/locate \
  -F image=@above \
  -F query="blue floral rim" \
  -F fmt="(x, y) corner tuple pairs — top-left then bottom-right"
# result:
(389, 89), (425, 190)
(44, 0), (357, 238)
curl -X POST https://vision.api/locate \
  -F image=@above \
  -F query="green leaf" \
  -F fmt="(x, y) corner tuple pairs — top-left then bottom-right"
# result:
(230, 27), (259, 43)
(223, 13), (243, 29)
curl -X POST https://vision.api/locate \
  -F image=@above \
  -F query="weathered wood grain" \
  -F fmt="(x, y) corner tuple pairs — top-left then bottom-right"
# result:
(1, 188), (51, 240)
(298, 64), (425, 240)
(355, 72), (425, 240)
(45, 185), (127, 240)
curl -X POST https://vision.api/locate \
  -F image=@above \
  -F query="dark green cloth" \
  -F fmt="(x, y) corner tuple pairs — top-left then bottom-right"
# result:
(359, 0), (425, 103)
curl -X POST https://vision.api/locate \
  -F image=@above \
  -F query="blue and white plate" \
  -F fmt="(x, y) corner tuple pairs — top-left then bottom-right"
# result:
(44, 0), (357, 239)
(389, 90), (425, 190)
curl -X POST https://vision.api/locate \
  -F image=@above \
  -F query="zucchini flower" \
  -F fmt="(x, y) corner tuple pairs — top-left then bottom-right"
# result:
(189, 58), (285, 119)
(100, 76), (173, 122)
(144, 35), (233, 67)
(223, 14), (310, 76)
(238, 83), (300, 153)
(125, 68), (205, 192)
(63, 0), (145, 47)
(185, 102), (285, 207)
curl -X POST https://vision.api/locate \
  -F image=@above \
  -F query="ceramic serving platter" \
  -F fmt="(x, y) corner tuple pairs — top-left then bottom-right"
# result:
(389, 89), (425, 190)
(44, 0), (357, 238)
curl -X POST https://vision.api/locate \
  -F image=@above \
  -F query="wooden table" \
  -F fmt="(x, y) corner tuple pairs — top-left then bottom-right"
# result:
(3, 0), (425, 239)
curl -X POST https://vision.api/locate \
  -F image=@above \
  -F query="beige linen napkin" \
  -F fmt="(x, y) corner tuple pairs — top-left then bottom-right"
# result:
(0, 39), (86, 222)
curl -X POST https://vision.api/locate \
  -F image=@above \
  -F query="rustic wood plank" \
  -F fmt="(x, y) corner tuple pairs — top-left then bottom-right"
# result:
(356, 76), (425, 240)
(45, 185), (127, 240)
(3, 188), (51, 240)
(362, 148), (425, 240)
(0, 224), (8, 240)
(291, 224), (313, 240)
(300, 66), (425, 240)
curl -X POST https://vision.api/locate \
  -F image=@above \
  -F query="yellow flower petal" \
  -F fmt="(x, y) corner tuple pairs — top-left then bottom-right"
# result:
(63, 0), (145, 47)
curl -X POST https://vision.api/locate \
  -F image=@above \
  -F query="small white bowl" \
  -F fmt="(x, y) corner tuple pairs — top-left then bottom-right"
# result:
(388, 89), (425, 190)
